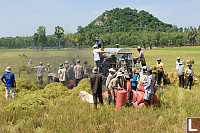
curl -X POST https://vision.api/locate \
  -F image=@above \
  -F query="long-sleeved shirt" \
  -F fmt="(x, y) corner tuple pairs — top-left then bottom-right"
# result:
(138, 72), (148, 86)
(74, 64), (84, 79)
(34, 66), (45, 77)
(108, 78), (122, 90)
(178, 65), (184, 76)
(176, 61), (183, 69)
(185, 68), (194, 77)
(144, 75), (155, 94)
(106, 73), (114, 88)
(58, 68), (68, 81)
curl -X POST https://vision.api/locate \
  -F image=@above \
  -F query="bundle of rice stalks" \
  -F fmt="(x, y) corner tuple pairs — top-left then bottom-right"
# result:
(40, 82), (71, 99)
(73, 78), (92, 95)
(165, 71), (179, 84)
(6, 94), (51, 111)
(16, 78), (37, 92)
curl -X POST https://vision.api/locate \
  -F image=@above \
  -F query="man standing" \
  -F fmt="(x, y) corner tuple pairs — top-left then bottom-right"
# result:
(138, 66), (148, 87)
(176, 57), (182, 69)
(134, 46), (146, 66)
(1, 66), (16, 99)
(74, 60), (84, 86)
(58, 63), (69, 86)
(178, 63), (184, 88)
(34, 62), (45, 85)
(90, 67), (103, 109)
(108, 72), (123, 104)
(106, 68), (116, 104)
(93, 45), (101, 71)
(156, 58), (165, 85)
(185, 64), (194, 90)
(64, 61), (70, 70)
(116, 44), (119, 48)
(95, 37), (101, 47)
(143, 68), (155, 107)
(68, 64), (75, 81)
(46, 63), (53, 84)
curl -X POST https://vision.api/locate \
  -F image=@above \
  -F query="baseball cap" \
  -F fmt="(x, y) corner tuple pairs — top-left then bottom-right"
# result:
(146, 68), (152, 73)
(157, 58), (161, 61)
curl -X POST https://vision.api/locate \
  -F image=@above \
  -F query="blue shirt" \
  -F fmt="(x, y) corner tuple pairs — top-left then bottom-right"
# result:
(95, 41), (101, 46)
(131, 73), (139, 87)
(1, 72), (15, 88)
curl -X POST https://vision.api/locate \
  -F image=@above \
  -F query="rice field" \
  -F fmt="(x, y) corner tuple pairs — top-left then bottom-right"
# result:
(0, 47), (199, 132)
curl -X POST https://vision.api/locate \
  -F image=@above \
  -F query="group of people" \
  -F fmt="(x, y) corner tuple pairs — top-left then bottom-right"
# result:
(90, 65), (156, 109)
(176, 57), (194, 90)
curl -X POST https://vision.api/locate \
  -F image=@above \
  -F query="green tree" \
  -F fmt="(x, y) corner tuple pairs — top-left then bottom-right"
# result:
(54, 26), (64, 50)
(32, 33), (39, 50)
(37, 26), (47, 50)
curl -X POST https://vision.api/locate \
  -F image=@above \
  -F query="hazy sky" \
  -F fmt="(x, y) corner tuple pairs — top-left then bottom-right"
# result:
(0, 0), (200, 37)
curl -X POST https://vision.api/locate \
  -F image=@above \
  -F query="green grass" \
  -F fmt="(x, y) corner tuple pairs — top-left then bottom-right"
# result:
(0, 47), (199, 132)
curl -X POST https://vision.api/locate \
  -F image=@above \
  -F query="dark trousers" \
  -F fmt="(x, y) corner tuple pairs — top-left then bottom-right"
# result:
(93, 93), (103, 109)
(130, 86), (137, 102)
(38, 76), (43, 85)
(178, 75), (184, 88)
(75, 78), (82, 87)
(157, 71), (165, 85)
(185, 76), (193, 90)
(47, 76), (53, 84)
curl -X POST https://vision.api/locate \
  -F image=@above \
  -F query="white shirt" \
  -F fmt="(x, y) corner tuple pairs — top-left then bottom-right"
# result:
(176, 61), (182, 69)
(144, 75), (155, 94)
(178, 65), (184, 76)
(185, 68), (194, 77)
(93, 49), (101, 61)
(58, 69), (68, 81)
(106, 73), (114, 88)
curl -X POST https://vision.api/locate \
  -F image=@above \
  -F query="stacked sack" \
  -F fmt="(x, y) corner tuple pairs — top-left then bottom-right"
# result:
(131, 86), (158, 108)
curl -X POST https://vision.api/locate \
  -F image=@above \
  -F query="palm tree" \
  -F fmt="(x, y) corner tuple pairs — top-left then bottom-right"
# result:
(54, 26), (64, 50)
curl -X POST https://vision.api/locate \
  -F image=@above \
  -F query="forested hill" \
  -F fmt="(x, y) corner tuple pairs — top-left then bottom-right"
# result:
(81, 7), (173, 33)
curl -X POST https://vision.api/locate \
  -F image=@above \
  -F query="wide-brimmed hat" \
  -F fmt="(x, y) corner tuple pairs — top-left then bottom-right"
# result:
(65, 61), (69, 64)
(109, 68), (116, 72)
(59, 63), (64, 69)
(40, 62), (43, 65)
(117, 72), (123, 77)
(77, 60), (81, 63)
(142, 66), (147, 70)
(137, 46), (141, 50)
(92, 67), (98, 73)
(5, 66), (11, 72)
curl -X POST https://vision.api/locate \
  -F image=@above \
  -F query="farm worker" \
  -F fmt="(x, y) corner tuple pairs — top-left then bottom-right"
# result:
(72, 58), (76, 66)
(143, 68), (155, 107)
(28, 59), (32, 66)
(95, 37), (101, 47)
(106, 68), (116, 104)
(120, 68), (126, 87)
(34, 62), (45, 85)
(134, 46), (146, 66)
(83, 61), (91, 78)
(64, 61), (70, 70)
(178, 63), (184, 88)
(46, 63), (53, 84)
(176, 57), (182, 69)
(93, 45), (101, 71)
(138, 66), (148, 87)
(90, 67), (103, 109)
(108, 72), (123, 104)
(130, 68), (140, 101)
(156, 58), (165, 85)
(116, 44), (119, 48)
(68, 64), (75, 81)
(58, 63), (69, 86)
(98, 43), (104, 73)
(74, 60), (84, 87)
(1, 66), (16, 100)
(185, 64), (194, 90)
